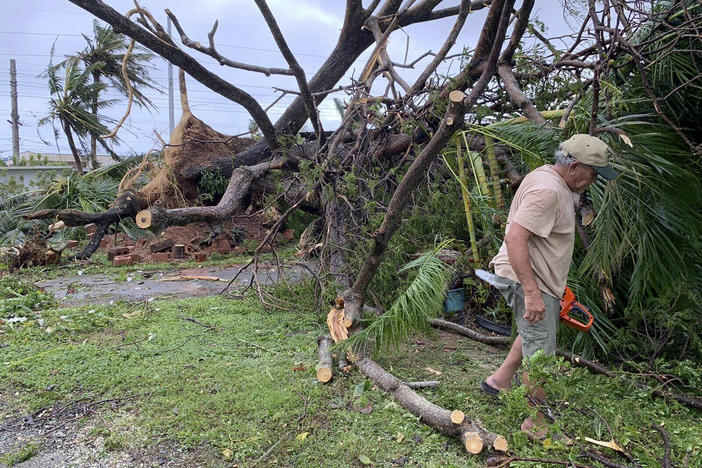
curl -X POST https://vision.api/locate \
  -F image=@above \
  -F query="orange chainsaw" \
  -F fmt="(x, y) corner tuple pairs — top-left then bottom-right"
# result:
(475, 270), (594, 332)
(559, 286), (593, 332)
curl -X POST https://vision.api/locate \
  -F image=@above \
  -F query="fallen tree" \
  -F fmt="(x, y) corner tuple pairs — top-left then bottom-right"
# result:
(22, 0), (702, 456)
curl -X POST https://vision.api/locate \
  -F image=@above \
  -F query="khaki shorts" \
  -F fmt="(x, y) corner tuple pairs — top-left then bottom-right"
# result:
(493, 275), (560, 357)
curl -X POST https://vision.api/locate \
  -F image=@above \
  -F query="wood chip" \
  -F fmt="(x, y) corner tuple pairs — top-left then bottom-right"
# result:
(584, 437), (625, 452)
(327, 307), (348, 343)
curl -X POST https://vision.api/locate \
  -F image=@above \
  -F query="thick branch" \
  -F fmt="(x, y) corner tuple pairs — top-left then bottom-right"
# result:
(68, 0), (280, 150)
(25, 190), (142, 226)
(135, 158), (285, 232)
(499, 0), (535, 64)
(429, 318), (511, 346)
(408, 0), (472, 96)
(497, 64), (546, 124)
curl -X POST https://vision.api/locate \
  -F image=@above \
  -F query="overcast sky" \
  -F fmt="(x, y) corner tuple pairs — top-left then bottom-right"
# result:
(0, 0), (576, 162)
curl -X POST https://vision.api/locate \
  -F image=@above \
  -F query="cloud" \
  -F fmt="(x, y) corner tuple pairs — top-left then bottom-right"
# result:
(266, 0), (342, 29)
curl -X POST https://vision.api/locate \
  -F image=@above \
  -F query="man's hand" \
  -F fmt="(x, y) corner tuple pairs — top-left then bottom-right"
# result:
(523, 289), (546, 323)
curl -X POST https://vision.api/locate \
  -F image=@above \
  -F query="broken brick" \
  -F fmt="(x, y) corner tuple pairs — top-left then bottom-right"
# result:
(108, 247), (130, 261)
(193, 252), (207, 262)
(113, 254), (134, 267)
(151, 252), (171, 262)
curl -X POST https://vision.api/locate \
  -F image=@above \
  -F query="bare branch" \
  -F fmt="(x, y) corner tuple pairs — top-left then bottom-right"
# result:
(165, 10), (294, 77)
(253, 0), (325, 145)
(68, 0), (280, 150)
(408, 0), (472, 96)
(499, 0), (535, 64)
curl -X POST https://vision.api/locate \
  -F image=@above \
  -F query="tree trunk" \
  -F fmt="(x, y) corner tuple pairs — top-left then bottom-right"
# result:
(62, 120), (83, 174)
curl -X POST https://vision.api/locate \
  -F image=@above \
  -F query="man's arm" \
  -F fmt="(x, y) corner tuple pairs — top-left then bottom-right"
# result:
(504, 222), (546, 323)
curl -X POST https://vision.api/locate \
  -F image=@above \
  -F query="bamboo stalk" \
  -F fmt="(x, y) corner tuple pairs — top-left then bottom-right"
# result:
(484, 134), (503, 210)
(461, 132), (490, 198)
(456, 136), (480, 262)
(469, 149), (490, 198)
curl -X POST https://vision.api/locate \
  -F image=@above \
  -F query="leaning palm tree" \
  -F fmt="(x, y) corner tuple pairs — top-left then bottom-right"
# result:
(54, 21), (159, 166)
(39, 57), (115, 174)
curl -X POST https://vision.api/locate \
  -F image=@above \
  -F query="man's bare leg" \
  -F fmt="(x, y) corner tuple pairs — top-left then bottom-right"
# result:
(485, 335), (523, 391)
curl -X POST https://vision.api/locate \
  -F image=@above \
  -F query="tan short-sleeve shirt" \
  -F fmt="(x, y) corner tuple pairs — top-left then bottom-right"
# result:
(489, 165), (575, 299)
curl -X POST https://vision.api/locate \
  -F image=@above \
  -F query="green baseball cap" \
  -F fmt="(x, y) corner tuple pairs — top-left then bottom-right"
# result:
(561, 134), (618, 180)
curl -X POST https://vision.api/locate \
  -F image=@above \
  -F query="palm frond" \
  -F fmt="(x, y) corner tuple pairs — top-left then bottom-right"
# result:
(344, 240), (454, 355)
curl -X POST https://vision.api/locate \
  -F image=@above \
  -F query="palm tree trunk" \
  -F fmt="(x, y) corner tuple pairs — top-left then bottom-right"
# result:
(62, 120), (84, 174)
(90, 70), (100, 169)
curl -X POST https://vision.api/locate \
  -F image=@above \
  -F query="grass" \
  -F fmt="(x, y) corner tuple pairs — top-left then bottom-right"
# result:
(1, 281), (700, 467)
(0, 442), (41, 466)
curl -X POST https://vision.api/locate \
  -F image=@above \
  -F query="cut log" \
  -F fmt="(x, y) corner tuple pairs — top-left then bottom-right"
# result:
(337, 352), (349, 369)
(460, 431), (484, 454)
(451, 409), (465, 424)
(136, 209), (152, 229)
(355, 356), (507, 454)
(172, 244), (185, 259)
(316, 334), (334, 383)
(150, 237), (174, 253)
(580, 204), (596, 226)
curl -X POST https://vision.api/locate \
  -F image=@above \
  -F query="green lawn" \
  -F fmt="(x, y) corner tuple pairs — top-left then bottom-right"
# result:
(1, 282), (700, 467)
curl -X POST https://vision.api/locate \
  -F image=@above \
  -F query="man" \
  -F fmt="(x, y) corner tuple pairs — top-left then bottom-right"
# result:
(480, 134), (617, 432)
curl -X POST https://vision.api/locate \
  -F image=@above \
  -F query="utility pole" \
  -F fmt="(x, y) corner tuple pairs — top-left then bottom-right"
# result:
(167, 17), (174, 136)
(10, 59), (20, 159)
